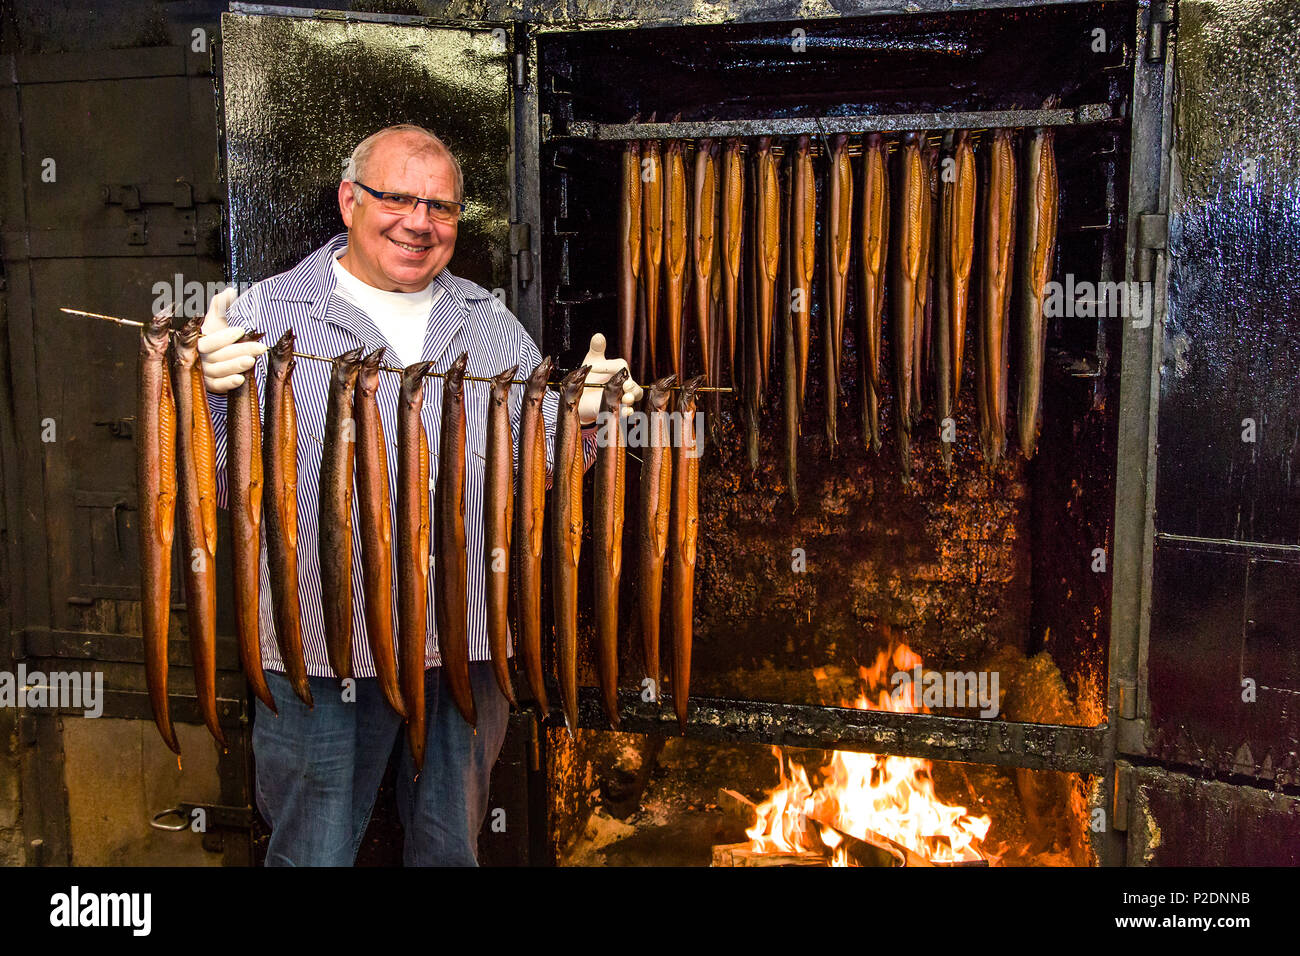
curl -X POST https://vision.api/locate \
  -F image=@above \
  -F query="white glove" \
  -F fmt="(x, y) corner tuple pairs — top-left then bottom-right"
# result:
(578, 332), (643, 425)
(198, 288), (268, 393)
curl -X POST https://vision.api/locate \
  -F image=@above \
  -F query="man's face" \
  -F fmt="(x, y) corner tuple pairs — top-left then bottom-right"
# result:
(337, 133), (459, 292)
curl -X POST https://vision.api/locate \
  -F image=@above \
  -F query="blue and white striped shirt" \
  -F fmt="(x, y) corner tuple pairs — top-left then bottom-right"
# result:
(211, 233), (598, 677)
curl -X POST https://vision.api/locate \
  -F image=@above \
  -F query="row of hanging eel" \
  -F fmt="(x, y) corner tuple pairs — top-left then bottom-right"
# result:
(139, 310), (243, 753)
(618, 127), (1059, 497)
(519, 365), (706, 736)
(139, 322), (707, 755)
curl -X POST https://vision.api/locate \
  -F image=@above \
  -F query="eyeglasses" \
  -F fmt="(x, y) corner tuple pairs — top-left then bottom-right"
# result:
(351, 181), (465, 223)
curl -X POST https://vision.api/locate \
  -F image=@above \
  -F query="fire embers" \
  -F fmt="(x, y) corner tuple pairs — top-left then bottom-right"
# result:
(624, 128), (1058, 498)
(745, 643), (993, 866)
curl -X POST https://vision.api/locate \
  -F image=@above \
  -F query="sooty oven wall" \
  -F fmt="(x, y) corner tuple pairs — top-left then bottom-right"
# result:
(536, 3), (1130, 722)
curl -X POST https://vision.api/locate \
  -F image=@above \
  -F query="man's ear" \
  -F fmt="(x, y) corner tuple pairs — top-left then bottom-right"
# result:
(338, 180), (357, 227)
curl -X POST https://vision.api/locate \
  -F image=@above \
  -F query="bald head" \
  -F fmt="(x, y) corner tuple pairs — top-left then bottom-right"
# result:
(343, 124), (464, 202)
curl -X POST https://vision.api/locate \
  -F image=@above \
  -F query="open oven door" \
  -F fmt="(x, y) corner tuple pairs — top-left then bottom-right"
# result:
(219, 6), (524, 310)
(217, 4), (537, 865)
(1111, 0), (1300, 864)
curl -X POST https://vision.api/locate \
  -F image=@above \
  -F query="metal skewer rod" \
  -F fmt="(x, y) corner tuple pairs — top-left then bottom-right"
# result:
(61, 307), (733, 393)
(567, 103), (1113, 141)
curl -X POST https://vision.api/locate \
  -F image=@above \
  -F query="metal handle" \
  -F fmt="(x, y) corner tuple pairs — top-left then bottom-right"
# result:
(150, 807), (189, 832)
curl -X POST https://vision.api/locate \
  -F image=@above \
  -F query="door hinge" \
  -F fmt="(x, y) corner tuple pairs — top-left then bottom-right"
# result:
(1112, 762), (1136, 832)
(1147, 0), (1175, 63)
(1115, 676), (1148, 755)
(513, 51), (526, 89)
(510, 221), (533, 286)
(1137, 213), (1168, 250)
(1118, 677), (1138, 720)
(1136, 212), (1167, 284)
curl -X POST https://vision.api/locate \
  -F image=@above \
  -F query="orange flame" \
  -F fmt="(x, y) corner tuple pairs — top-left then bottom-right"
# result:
(746, 644), (992, 865)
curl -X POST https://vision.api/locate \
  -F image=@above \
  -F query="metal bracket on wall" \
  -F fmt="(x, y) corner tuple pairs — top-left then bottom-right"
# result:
(101, 181), (215, 247)
(92, 417), (134, 440)
(510, 221), (534, 286)
(101, 182), (210, 209)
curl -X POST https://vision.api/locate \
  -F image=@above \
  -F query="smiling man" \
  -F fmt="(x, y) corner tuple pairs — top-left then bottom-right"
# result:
(201, 124), (640, 866)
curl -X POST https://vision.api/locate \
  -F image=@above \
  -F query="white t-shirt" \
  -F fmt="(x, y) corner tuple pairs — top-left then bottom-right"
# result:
(330, 249), (433, 367)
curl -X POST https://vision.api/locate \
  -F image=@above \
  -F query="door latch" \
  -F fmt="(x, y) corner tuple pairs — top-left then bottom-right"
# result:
(93, 417), (134, 439)
(151, 803), (255, 834)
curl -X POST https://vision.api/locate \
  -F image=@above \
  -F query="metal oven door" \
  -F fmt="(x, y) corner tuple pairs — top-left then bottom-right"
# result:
(217, 4), (535, 865)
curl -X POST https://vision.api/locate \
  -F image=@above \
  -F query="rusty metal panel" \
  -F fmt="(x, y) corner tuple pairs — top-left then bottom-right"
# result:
(1129, 765), (1300, 866)
(219, 11), (512, 291)
(11, 77), (198, 231)
(4, 59), (223, 625)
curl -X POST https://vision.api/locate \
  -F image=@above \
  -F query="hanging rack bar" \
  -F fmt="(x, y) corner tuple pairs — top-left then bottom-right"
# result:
(566, 103), (1114, 141)
(60, 308), (732, 392)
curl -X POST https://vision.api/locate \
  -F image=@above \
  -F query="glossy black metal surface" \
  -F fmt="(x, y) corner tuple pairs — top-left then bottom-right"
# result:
(220, 12), (512, 289)
(1146, 0), (1300, 787)
(1156, 0), (1300, 546)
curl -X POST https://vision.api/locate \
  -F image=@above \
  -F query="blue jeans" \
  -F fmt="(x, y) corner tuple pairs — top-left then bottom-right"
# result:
(252, 664), (509, 866)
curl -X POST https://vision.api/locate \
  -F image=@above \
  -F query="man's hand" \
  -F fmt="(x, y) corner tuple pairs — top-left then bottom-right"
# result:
(578, 332), (643, 425)
(198, 288), (268, 393)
